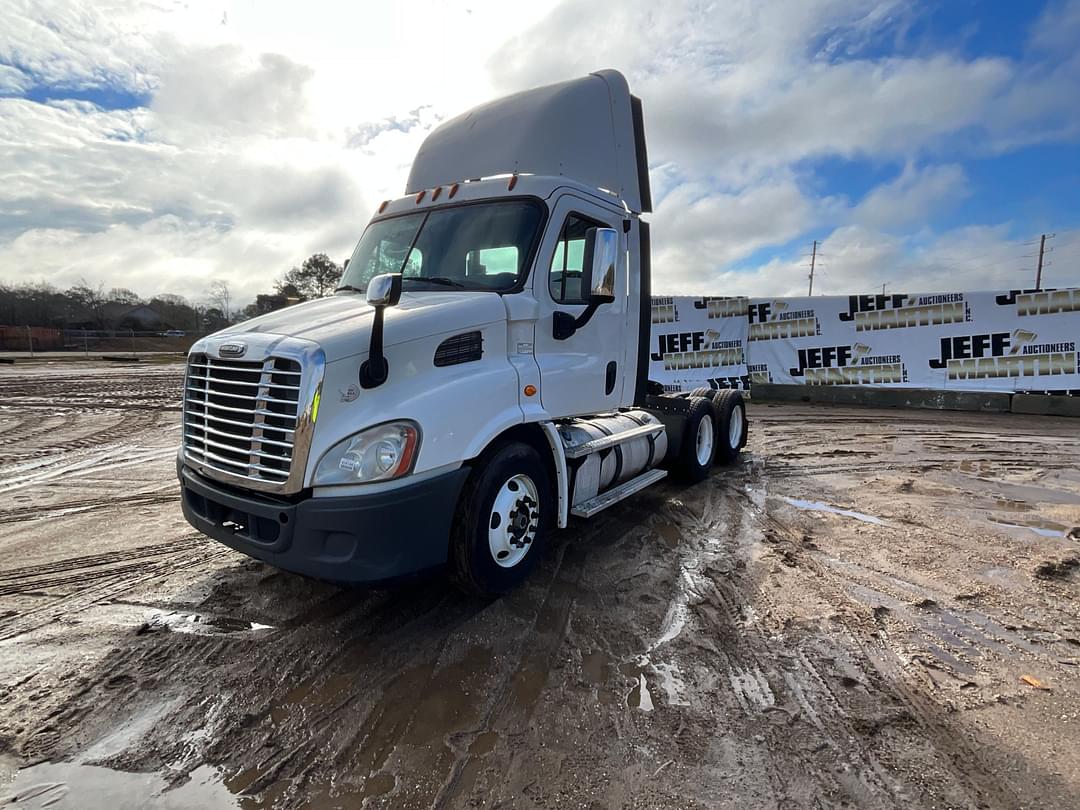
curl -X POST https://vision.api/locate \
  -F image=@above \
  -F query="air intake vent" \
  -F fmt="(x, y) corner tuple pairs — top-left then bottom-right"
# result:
(434, 331), (483, 367)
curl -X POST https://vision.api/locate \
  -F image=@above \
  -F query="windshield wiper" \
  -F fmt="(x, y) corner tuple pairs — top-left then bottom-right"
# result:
(335, 284), (365, 294)
(401, 276), (466, 288)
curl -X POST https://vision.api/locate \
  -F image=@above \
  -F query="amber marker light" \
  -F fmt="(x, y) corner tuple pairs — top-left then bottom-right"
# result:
(431, 186), (442, 201)
(448, 183), (460, 199)
(523, 384), (537, 397)
(507, 173), (519, 191)
(377, 200), (389, 213)
(415, 190), (426, 204)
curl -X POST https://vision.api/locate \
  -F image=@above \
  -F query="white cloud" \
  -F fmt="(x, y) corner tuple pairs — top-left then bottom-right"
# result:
(852, 163), (968, 229)
(0, 0), (1076, 307)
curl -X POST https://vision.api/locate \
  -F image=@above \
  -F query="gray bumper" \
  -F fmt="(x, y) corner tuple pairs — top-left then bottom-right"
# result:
(179, 464), (470, 584)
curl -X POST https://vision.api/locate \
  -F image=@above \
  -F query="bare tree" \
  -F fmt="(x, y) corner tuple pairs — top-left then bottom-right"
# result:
(206, 280), (232, 322)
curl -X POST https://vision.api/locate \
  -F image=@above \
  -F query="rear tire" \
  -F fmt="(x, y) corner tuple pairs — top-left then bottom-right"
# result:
(688, 386), (714, 399)
(711, 389), (747, 464)
(675, 397), (717, 483)
(449, 441), (553, 597)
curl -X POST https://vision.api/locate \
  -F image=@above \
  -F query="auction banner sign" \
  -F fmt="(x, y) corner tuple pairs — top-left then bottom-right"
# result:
(650, 288), (1080, 393)
(648, 296), (750, 391)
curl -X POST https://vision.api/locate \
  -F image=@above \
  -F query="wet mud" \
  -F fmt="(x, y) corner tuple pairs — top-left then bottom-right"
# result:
(2, 363), (1080, 808)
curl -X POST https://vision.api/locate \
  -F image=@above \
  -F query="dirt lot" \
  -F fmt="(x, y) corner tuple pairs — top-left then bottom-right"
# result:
(1, 361), (1079, 809)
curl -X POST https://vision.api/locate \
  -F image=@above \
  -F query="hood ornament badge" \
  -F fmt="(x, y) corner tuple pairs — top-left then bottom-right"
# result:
(219, 342), (247, 358)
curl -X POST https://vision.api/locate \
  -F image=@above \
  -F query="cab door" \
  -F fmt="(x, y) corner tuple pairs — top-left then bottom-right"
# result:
(532, 193), (627, 417)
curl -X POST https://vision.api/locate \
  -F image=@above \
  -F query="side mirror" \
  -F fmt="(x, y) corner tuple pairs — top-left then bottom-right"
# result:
(581, 227), (618, 303)
(360, 273), (402, 389)
(365, 273), (403, 307)
(552, 228), (619, 341)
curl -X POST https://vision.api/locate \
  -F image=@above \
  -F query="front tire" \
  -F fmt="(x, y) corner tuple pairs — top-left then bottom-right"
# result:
(449, 441), (553, 596)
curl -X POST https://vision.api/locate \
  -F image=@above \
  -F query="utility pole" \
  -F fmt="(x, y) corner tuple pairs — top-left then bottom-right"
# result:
(807, 240), (818, 296)
(1035, 233), (1055, 291)
(881, 282), (888, 296)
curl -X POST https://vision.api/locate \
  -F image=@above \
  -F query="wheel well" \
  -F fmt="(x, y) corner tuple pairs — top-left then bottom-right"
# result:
(467, 423), (556, 486)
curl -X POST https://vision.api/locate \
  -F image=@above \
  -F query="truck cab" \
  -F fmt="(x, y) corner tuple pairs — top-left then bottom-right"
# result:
(178, 70), (748, 595)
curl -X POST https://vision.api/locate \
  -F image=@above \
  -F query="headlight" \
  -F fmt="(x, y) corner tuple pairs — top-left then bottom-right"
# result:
(313, 421), (420, 486)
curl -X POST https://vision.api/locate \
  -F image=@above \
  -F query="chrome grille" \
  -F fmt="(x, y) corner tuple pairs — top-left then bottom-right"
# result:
(183, 353), (302, 485)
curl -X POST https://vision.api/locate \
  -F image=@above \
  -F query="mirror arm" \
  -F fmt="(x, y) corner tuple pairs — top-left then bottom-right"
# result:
(359, 305), (389, 388)
(553, 298), (608, 341)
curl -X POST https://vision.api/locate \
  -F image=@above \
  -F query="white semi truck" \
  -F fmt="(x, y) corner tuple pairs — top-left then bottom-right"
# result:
(178, 70), (748, 595)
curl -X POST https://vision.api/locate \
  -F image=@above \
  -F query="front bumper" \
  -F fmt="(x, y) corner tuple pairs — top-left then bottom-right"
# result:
(179, 464), (470, 584)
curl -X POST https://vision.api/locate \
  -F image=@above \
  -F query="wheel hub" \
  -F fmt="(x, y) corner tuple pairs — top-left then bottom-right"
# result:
(488, 474), (540, 567)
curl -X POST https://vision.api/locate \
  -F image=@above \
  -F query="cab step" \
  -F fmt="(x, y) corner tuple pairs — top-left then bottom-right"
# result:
(570, 468), (668, 518)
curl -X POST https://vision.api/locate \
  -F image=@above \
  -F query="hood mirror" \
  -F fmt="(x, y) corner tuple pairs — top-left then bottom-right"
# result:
(365, 272), (402, 307)
(360, 273), (402, 389)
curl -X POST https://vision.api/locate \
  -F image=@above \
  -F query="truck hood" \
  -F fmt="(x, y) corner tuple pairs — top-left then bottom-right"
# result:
(216, 291), (506, 362)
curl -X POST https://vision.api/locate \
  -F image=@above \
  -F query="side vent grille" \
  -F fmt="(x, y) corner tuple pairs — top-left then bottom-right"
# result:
(434, 331), (483, 367)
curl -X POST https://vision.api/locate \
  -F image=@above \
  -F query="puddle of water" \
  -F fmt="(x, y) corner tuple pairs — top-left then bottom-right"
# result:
(989, 518), (1070, 538)
(626, 673), (654, 712)
(143, 611), (274, 636)
(0, 762), (237, 810)
(781, 497), (886, 525)
(648, 661), (689, 707)
(468, 731), (499, 756)
(581, 651), (610, 686)
(656, 523), (682, 548)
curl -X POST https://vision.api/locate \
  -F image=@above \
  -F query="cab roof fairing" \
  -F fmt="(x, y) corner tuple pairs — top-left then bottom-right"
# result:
(405, 70), (652, 216)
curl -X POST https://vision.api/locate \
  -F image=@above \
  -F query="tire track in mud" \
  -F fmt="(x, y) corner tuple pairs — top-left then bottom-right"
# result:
(651, 485), (906, 809)
(0, 444), (177, 495)
(0, 534), (228, 642)
(0, 410), (161, 462)
(0, 491), (176, 526)
(725, 481), (1024, 810)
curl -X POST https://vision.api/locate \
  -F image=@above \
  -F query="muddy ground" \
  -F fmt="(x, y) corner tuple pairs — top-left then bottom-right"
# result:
(1, 361), (1079, 809)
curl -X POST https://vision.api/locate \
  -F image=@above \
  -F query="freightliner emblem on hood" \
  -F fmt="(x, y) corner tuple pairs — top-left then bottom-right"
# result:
(218, 342), (247, 358)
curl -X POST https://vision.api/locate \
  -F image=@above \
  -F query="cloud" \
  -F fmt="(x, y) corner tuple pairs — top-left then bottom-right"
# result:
(0, 0), (1076, 308)
(851, 163), (968, 229)
(151, 45), (314, 137)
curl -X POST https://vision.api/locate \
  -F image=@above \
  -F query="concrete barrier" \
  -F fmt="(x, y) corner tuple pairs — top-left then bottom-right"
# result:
(1011, 394), (1080, 418)
(750, 384), (1011, 413)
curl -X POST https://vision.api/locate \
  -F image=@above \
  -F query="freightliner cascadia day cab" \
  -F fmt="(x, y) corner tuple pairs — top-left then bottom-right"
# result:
(178, 70), (748, 595)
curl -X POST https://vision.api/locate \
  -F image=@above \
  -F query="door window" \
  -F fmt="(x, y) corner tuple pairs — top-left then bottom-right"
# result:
(549, 214), (605, 304)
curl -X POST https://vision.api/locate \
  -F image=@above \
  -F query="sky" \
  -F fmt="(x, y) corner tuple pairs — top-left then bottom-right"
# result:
(1, 0), (1078, 307)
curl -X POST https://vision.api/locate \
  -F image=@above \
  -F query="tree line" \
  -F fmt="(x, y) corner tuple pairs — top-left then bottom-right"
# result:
(0, 253), (344, 333)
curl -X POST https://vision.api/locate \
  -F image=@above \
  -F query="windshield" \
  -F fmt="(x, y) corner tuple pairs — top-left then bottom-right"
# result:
(339, 200), (544, 293)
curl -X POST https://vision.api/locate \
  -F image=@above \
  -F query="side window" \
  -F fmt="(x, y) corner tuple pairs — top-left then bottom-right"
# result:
(549, 214), (603, 304)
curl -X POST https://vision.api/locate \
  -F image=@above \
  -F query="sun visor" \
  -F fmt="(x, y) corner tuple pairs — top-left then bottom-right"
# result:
(406, 70), (650, 214)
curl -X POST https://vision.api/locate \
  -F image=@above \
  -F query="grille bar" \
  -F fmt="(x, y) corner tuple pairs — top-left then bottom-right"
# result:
(183, 353), (302, 485)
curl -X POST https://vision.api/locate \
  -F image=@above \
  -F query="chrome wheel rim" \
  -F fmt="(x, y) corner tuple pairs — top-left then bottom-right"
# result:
(488, 473), (540, 568)
(729, 404), (744, 448)
(695, 416), (714, 467)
